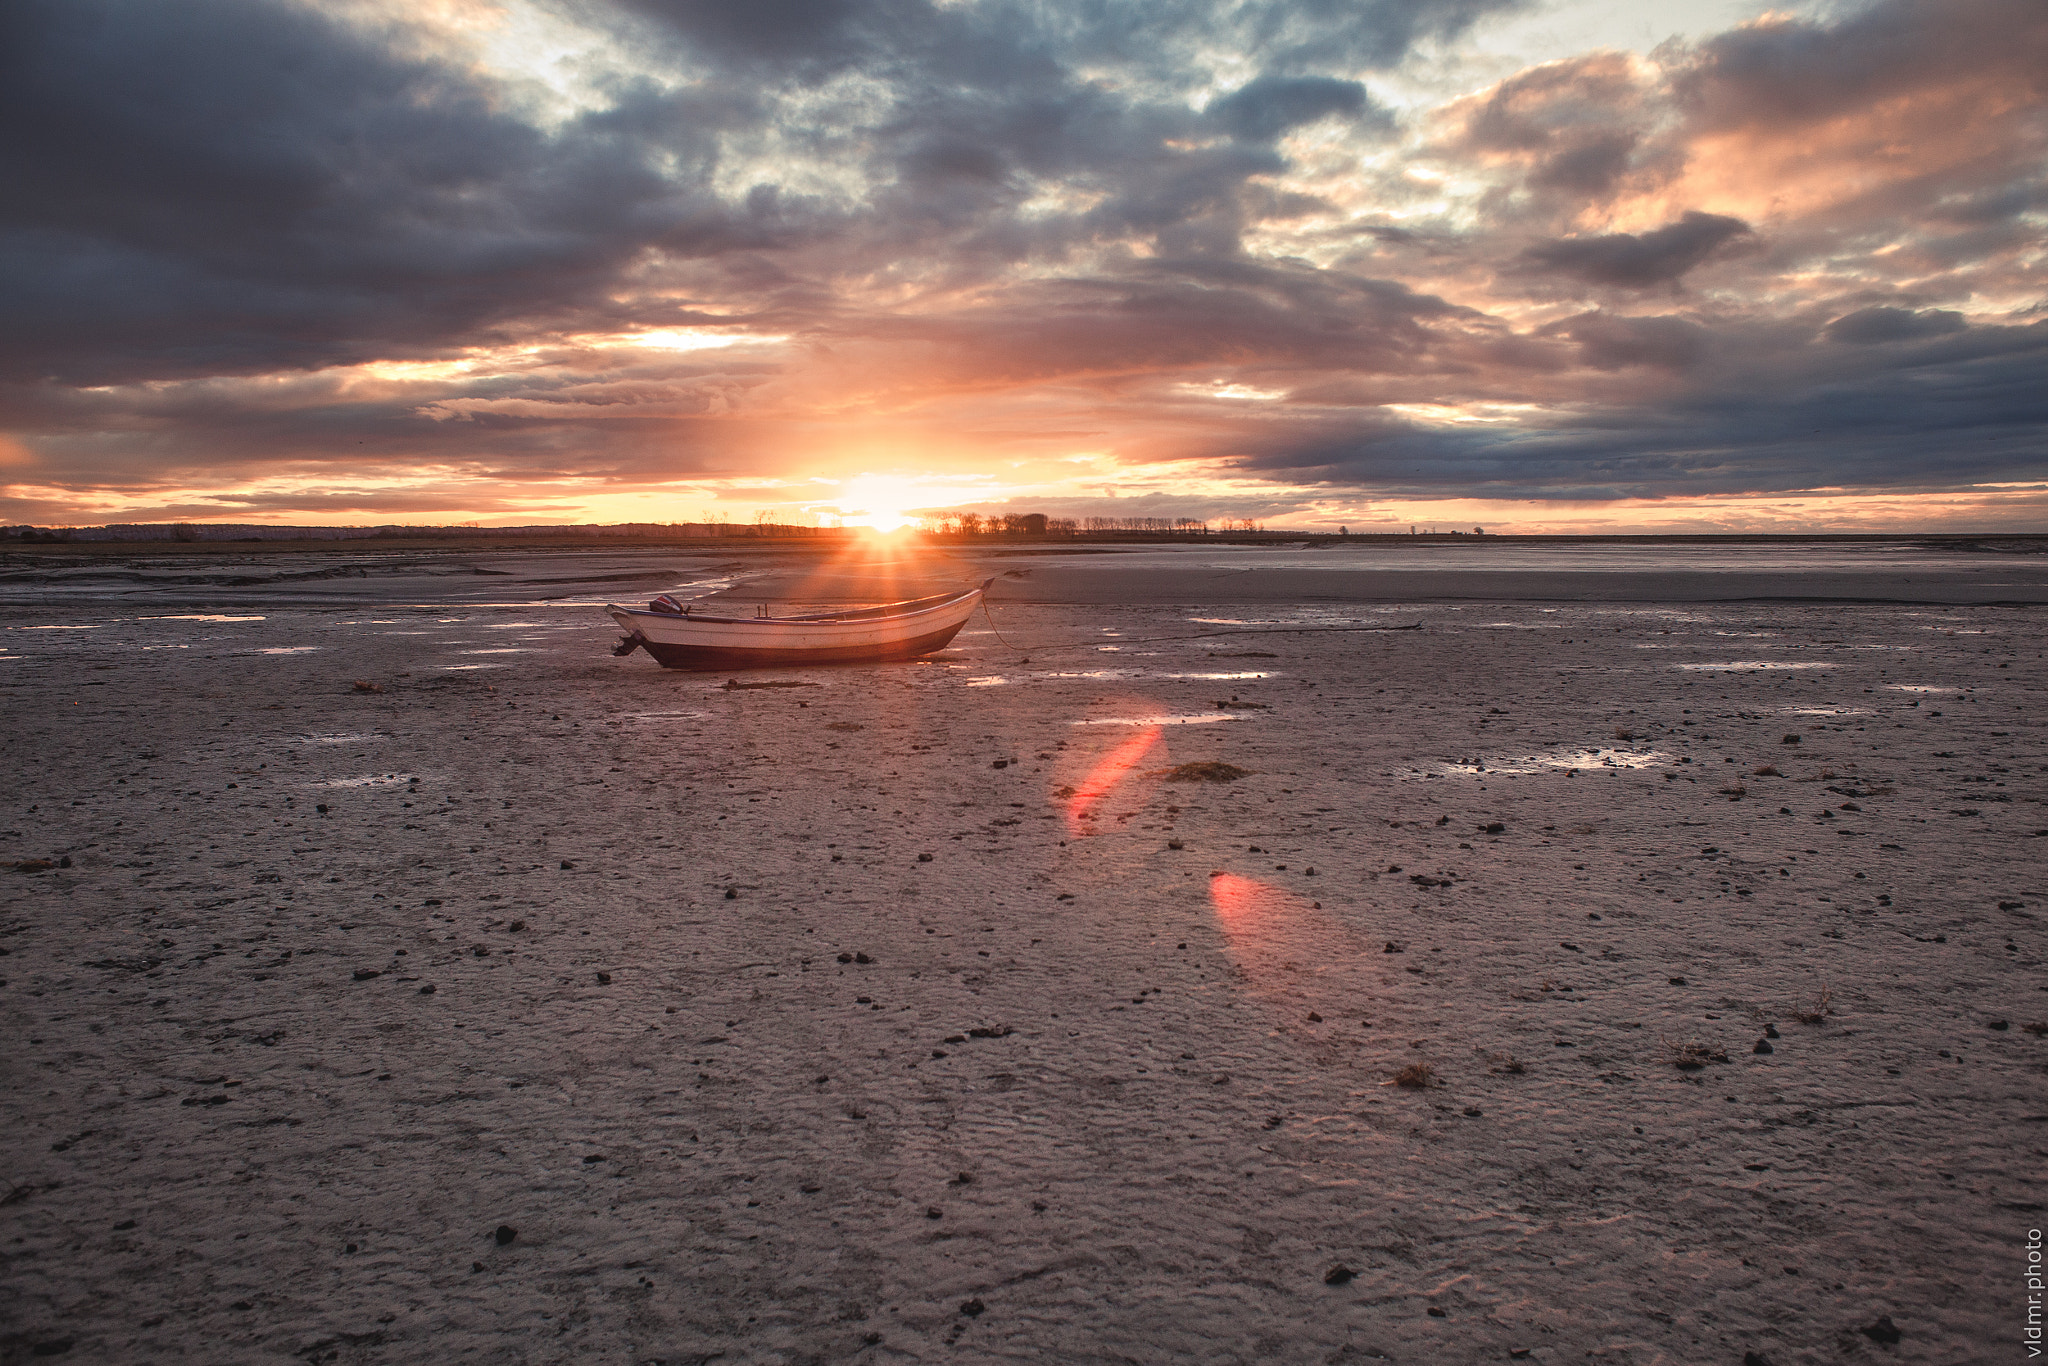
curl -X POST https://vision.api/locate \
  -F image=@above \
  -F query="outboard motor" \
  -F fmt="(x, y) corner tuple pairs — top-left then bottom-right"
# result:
(648, 594), (685, 614)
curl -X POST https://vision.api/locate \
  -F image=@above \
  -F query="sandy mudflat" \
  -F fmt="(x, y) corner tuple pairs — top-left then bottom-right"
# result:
(1, 543), (2043, 1365)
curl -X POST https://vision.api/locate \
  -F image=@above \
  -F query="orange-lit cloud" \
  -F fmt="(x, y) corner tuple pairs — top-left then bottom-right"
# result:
(2, 0), (2043, 532)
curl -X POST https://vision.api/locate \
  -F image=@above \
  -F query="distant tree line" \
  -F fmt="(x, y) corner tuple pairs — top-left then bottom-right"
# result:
(2, 520), (847, 543)
(917, 513), (1263, 537)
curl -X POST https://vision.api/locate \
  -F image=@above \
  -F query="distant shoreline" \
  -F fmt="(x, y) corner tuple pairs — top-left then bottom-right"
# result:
(4, 530), (2045, 559)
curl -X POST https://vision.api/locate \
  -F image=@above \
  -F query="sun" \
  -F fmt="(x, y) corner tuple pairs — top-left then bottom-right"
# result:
(837, 474), (925, 534)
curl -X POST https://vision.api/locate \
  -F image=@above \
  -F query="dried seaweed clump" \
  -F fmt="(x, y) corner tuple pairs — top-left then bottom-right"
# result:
(1665, 1039), (1729, 1070)
(1386, 1062), (1436, 1089)
(1165, 762), (1250, 783)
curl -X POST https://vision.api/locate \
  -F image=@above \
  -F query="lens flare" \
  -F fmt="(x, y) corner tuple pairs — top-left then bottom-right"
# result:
(1062, 723), (1163, 837)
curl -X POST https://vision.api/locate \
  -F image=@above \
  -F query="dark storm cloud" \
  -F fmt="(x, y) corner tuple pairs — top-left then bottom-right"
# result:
(1537, 312), (1710, 371)
(0, 0), (785, 385)
(1823, 307), (1969, 345)
(1670, 0), (2048, 134)
(1207, 76), (1391, 142)
(1225, 318), (2048, 500)
(0, 0), (1519, 391)
(1520, 212), (1752, 288)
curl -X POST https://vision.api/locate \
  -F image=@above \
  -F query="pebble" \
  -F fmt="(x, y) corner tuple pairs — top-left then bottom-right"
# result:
(1323, 1265), (1354, 1285)
(494, 1225), (517, 1246)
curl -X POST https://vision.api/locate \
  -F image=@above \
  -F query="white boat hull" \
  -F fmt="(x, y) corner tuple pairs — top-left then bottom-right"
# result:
(606, 581), (989, 669)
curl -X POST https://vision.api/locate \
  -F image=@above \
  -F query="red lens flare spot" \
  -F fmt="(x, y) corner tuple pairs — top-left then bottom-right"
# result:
(1208, 871), (1279, 928)
(1062, 723), (1163, 837)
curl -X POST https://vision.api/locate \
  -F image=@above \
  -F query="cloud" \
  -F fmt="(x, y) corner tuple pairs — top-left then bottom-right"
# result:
(0, 0), (2043, 528)
(1520, 211), (1752, 288)
(1537, 311), (1710, 370)
(1823, 306), (1970, 345)
(1207, 76), (1392, 142)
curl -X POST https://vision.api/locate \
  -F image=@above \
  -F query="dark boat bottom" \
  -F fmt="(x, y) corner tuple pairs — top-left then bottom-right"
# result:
(636, 621), (971, 670)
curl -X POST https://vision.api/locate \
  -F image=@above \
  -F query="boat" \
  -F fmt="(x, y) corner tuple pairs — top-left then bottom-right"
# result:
(606, 578), (995, 670)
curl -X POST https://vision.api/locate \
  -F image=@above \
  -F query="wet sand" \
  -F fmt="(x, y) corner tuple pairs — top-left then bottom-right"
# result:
(1, 544), (2042, 1364)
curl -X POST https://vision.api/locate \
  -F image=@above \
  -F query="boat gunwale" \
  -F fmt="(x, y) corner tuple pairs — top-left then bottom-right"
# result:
(606, 579), (990, 629)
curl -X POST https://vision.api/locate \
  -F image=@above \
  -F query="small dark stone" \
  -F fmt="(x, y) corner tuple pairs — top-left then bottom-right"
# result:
(352, 968), (380, 980)
(1306, 1012), (1322, 1022)
(1744, 1353), (1775, 1366)
(559, 860), (574, 870)
(57, 856), (71, 868)
(724, 888), (737, 899)
(1988, 1019), (2010, 1031)
(1323, 1265), (1355, 1286)
(316, 804), (328, 813)
(1384, 942), (1403, 954)
(992, 759), (1008, 769)
(596, 972), (611, 985)
(1782, 734), (1800, 744)
(917, 853), (933, 862)
(1427, 1306), (1447, 1317)
(472, 1261), (484, 1272)
(959, 1298), (985, 1317)
(1763, 1024), (1780, 1038)
(863, 1333), (882, 1345)
(1668, 977), (1687, 986)
(1859, 1315), (1902, 1345)
(508, 920), (525, 932)
(931, 1049), (947, 1058)
(30, 1340), (74, 1357)
(494, 1225), (517, 1246)
(1485, 822), (1505, 834)
(1753, 1039), (1774, 1054)
(419, 984), (436, 995)
(231, 1300), (253, 1311)
(345, 1243), (358, 1254)
(925, 1206), (943, 1219)
(837, 952), (853, 963)
(854, 952), (873, 964)
(113, 1220), (135, 1230)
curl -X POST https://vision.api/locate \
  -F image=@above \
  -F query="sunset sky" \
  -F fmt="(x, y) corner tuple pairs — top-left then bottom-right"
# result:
(2, 0), (2043, 533)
